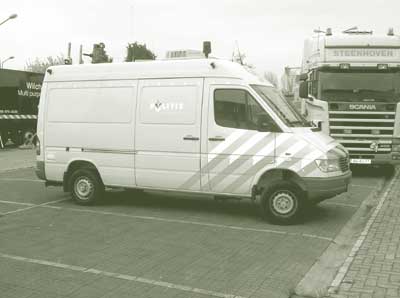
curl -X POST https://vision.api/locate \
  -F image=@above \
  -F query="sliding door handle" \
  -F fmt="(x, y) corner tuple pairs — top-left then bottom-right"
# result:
(208, 136), (225, 142)
(183, 135), (199, 141)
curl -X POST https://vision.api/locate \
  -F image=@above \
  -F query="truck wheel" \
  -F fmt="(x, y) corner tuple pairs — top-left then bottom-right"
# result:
(261, 181), (304, 225)
(69, 168), (104, 205)
(22, 130), (35, 145)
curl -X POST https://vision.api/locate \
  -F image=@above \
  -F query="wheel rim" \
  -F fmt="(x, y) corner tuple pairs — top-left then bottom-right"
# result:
(23, 131), (34, 143)
(74, 177), (94, 200)
(271, 191), (296, 215)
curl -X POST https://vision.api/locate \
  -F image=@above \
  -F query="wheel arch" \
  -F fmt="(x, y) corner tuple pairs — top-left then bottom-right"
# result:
(253, 168), (307, 197)
(63, 159), (103, 192)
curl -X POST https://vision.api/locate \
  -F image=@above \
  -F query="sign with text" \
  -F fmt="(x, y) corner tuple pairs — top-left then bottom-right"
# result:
(325, 48), (400, 62)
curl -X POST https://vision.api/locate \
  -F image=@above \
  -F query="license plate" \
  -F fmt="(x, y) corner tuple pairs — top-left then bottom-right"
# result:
(350, 158), (371, 164)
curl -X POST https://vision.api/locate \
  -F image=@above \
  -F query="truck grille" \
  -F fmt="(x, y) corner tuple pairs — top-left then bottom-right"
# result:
(328, 102), (396, 158)
(339, 156), (350, 172)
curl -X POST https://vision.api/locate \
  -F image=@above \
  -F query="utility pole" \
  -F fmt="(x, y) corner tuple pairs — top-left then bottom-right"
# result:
(65, 42), (72, 64)
(79, 45), (83, 64)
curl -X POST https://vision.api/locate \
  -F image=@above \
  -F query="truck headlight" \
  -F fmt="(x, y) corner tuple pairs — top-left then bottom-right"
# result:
(392, 138), (400, 152)
(315, 159), (341, 172)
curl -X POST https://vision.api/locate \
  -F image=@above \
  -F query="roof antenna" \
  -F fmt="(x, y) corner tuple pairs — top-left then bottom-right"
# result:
(235, 40), (244, 65)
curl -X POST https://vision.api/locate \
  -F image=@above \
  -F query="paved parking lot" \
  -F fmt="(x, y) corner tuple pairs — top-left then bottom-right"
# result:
(0, 160), (393, 298)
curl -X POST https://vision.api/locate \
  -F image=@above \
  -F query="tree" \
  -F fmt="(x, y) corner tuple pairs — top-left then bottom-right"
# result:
(83, 43), (113, 64)
(126, 42), (156, 62)
(25, 55), (65, 73)
(264, 71), (279, 88)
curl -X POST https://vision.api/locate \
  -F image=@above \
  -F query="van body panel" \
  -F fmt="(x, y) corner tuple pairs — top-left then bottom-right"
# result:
(134, 78), (203, 190)
(43, 80), (137, 187)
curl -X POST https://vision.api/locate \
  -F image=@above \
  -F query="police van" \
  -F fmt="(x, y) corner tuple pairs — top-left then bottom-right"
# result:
(35, 58), (351, 224)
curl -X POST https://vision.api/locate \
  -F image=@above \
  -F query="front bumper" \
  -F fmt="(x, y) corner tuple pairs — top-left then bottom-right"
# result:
(304, 171), (352, 202)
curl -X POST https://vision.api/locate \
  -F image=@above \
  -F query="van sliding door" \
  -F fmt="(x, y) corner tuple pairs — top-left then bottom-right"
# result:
(134, 78), (203, 191)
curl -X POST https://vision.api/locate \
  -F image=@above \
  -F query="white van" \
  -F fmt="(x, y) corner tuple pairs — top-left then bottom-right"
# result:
(35, 59), (351, 224)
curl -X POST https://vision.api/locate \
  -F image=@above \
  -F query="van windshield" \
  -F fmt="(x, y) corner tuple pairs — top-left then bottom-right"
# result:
(251, 85), (310, 127)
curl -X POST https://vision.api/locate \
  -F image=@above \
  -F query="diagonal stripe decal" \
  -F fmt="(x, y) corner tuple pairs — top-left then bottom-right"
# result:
(252, 133), (291, 165)
(208, 130), (246, 162)
(205, 134), (274, 190)
(222, 157), (274, 193)
(223, 136), (307, 193)
(274, 140), (308, 167)
(180, 131), (251, 190)
(229, 132), (269, 164)
(289, 150), (324, 172)
(223, 139), (310, 193)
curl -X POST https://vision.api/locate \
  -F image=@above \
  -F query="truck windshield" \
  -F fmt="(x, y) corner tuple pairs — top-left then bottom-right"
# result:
(320, 71), (400, 102)
(251, 84), (309, 127)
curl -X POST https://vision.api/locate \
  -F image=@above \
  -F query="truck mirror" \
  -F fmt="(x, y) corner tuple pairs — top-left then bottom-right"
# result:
(257, 114), (281, 132)
(299, 81), (309, 99)
(299, 73), (308, 81)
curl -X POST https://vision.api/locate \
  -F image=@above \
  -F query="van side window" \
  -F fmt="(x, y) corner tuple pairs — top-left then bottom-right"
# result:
(214, 89), (272, 130)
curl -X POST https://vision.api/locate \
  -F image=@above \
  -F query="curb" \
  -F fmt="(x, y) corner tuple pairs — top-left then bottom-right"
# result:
(293, 172), (391, 298)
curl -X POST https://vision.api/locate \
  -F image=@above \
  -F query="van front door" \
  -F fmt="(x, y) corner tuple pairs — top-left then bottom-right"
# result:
(205, 85), (276, 195)
(135, 78), (203, 191)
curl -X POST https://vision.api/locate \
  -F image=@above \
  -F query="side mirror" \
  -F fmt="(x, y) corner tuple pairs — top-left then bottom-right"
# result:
(257, 114), (281, 132)
(299, 81), (309, 99)
(299, 73), (308, 81)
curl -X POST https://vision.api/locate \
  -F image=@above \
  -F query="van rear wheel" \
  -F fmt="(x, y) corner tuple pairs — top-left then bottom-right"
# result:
(261, 181), (304, 225)
(69, 168), (104, 205)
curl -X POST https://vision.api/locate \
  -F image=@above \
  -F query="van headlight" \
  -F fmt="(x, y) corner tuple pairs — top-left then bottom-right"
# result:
(315, 148), (341, 172)
(315, 159), (341, 172)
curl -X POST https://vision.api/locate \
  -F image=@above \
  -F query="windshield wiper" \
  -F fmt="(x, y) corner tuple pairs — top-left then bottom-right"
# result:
(288, 120), (312, 127)
(265, 98), (292, 123)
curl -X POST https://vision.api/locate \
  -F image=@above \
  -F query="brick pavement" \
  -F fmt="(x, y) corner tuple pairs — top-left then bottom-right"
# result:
(0, 148), (36, 172)
(328, 169), (400, 298)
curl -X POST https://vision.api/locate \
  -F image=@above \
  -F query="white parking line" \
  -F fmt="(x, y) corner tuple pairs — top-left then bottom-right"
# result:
(0, 252), (245, 298)
(37, 204), (333, 242)
(0, 200), (35, 206)
(1, 198), (333, 242)
(0, 178), (43, 183)
(2, 198), (68, 215)
(350, 184), (377, 189)
(323, 202), (359, 208)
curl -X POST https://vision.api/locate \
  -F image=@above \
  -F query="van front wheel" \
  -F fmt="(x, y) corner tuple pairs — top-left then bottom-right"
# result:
(261, 181), (303, 225)
(69, 169), (104, 205)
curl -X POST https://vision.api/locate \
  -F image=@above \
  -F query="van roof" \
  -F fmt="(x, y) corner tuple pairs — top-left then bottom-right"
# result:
(45, 58), (271, 86)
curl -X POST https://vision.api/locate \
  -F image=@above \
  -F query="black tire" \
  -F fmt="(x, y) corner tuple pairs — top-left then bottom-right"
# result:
(260, 181), (304, 225)
(22, 130), (35, 145)
(69, 168), (104, 205)
(123, 188), (144, 196)
(381, 164), (395, 178)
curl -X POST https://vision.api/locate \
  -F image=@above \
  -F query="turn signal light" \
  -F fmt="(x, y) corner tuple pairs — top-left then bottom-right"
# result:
(339, 63), (350, 69)
(392, 138), (400, 152)
(378, 64), (388, 70)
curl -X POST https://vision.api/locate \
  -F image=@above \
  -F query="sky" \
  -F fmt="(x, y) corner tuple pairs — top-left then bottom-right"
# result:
(1, 0), (400, 78)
